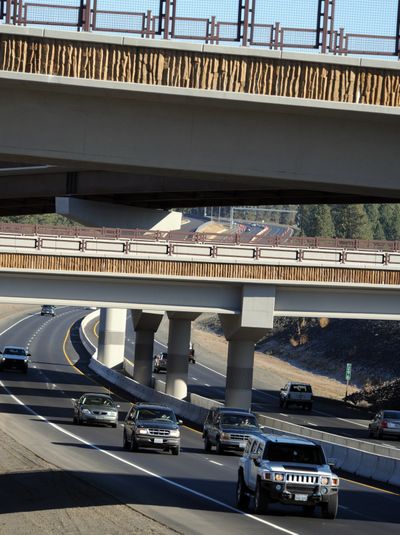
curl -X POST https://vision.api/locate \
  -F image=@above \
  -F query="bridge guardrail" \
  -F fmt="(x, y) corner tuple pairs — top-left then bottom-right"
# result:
(79, 312), (400, 486)
(1, 227), (400, 270)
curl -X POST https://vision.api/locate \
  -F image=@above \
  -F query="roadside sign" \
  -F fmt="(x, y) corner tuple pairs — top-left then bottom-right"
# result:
(345, 363), (352, 381)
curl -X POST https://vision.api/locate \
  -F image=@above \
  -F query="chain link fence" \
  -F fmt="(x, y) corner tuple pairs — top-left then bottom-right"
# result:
(1, 1), (400, 58)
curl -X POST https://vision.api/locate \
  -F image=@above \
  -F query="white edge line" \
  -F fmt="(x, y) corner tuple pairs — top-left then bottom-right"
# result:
(0, 380), (299, 535)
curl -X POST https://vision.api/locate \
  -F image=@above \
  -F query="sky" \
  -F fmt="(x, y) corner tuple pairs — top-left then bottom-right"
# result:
(3, 1), (399, 57)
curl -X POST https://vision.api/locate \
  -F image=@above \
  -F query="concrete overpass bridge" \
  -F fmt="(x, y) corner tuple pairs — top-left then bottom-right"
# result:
(0, 22), (400, 221)
(2, 222), (400, 408)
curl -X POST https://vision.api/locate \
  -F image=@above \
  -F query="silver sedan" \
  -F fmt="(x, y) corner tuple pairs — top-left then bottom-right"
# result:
(72, 393), (120, 428)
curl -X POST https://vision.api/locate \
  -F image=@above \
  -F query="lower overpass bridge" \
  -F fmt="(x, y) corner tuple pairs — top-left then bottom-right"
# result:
(1, 222), (399, 408)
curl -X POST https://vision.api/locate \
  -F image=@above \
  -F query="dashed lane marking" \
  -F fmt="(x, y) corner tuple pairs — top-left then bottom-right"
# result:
(209, 460), (224, 466)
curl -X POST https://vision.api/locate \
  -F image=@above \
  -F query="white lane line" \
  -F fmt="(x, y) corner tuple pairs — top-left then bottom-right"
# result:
(307, 422), (317, 427)
(0, 381), (299, 535)
(279, 413), (288, 417)
(209, 460), (223, 466)
(192, 377), (198, 381)
(336, 417), (368, 428)
(205, 383), (210, 387)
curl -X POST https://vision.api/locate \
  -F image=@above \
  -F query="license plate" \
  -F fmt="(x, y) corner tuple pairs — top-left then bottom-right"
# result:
(239, 442), (247, 449)
(154, 438), (163, 444)
(294, 494), (308, 502)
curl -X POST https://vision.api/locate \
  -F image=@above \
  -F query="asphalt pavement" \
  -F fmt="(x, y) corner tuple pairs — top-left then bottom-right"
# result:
(0, 308), (399, 534)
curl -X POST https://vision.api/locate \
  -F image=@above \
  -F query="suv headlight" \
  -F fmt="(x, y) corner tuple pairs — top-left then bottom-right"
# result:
(169, 429), (180, 437)
(82, 408), (91, 415)
(262, 472), (272, 480)
(137, 428), (149, 435)
(321, 477), (329, 485)
(274, 473), (285, 482)
(220, 433), (230, 440)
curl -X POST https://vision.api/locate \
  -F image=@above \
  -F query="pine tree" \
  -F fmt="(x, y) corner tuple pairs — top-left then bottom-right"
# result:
(313, 204), (335, 237)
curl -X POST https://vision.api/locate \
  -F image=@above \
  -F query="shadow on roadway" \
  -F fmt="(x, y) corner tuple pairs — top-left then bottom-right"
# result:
(0, 469), (399, 524)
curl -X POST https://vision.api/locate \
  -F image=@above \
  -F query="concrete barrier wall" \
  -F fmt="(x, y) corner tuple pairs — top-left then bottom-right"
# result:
(79, 315), (400, 486)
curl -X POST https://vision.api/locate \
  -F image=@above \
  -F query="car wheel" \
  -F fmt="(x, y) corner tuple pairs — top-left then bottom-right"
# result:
(254, 480), (268, 514)
(321, 494), (338, 520)
(130, 434), (139, 452)
(204, 434), (212, 452)
(73, 416), (77, 424)
(377, 429), (383, 439)
(111, 423), (117, 428)
(307, 403), (313, 411)
(122, 430), (130, 450)
(368, 427), (374, 438)
(216, 439), (224, 455)
(236, 472), (250, 509)
(171, 446), (180, 456)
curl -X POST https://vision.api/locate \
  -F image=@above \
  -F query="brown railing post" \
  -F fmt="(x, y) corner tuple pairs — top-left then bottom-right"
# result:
(318, 0), (335, 53)
(396, 0), (400, 57)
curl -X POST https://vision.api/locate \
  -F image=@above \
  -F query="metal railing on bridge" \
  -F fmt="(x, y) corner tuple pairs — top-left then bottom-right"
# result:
(1, 222), (400, 268)
(1, 1), (400, 59)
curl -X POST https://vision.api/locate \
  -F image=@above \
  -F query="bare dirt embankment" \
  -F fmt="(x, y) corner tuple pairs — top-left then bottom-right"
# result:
(0, 427), (179, 535)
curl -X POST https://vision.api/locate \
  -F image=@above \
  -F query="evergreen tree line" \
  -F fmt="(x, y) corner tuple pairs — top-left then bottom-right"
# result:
(297, 204), (400, 240)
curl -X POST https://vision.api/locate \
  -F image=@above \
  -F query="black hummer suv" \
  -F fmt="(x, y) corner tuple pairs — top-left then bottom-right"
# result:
(203, 407), (263, 454)
(237, 434), (339, 519)
(123, 403), (182, 455)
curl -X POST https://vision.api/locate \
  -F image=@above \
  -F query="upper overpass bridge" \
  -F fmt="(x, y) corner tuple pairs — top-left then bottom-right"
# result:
(0, 0), (400, 216)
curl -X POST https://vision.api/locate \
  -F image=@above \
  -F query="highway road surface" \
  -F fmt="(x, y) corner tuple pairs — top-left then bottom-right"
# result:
(0, 308), (399, 534)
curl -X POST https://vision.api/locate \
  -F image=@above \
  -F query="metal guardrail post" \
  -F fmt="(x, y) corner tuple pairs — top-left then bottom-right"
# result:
(318, 0), (335, 53)
(396, 0), (400, 57)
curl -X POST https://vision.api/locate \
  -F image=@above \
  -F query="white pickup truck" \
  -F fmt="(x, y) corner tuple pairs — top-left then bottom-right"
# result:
(237, 434), (339, 519)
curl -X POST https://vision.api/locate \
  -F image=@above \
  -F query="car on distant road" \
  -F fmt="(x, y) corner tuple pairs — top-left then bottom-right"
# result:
(123, 403), (182, 455)
(153, 348), (195, 373)
(0, 346), (31, 373)
(41, 304), (55, 317)
(237, 434), (339, 518)
(368, 410), (400, 439)
(279, 382), (313, 410)
(203, 407), (263, 454)
(72, 393), (119, 427)
(153, 352), (168, 373)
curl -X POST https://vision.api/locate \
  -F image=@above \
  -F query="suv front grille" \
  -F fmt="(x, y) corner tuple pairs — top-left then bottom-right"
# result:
(230, 434), (250, 441)
(148, 428), (170, 436)
(286, 484), (317, 495)
(286, 474), (319, 484)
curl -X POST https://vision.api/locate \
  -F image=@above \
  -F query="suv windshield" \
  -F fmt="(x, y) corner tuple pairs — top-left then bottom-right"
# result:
(137, 408), (176, 422)
(221, 414), (258, 428)
(384, 411), (400, 420)
(264, 443), (325, 465)
(290, 384), (312, 393)
(4, 348), (26, 356)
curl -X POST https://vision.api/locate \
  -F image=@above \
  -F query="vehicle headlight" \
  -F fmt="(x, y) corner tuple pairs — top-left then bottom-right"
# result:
(1, 357), (5, 361)
(169, 429), (180, 437)
(331, 477), (339, 486)
(262, 472), (272, 480)
(220, 433), (230, 440)
(321, 477), (329, 485)
(137, 428), (149, 435)
(274, 473), (285, 482)
(24, 358), (28, 363)
(82, 408), (91, 415)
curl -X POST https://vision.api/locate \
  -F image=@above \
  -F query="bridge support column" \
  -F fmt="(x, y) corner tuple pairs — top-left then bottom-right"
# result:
(165, 312), (199, 400)
(129, 310), (164, 386)
(97, 308), (127, 368)
(225, 339), (256, 409)
(220, 284), (275, 410)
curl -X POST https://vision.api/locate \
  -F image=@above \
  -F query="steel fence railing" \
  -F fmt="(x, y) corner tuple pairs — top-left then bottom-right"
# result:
(1, 1), (400, 59)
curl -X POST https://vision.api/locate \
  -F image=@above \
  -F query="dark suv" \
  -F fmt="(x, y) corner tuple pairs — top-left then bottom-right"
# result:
(203, 407), (262, 454)
(41, 305), (55, 317)
(153, 352), (168, 373)
(123, 403), (182, 455)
